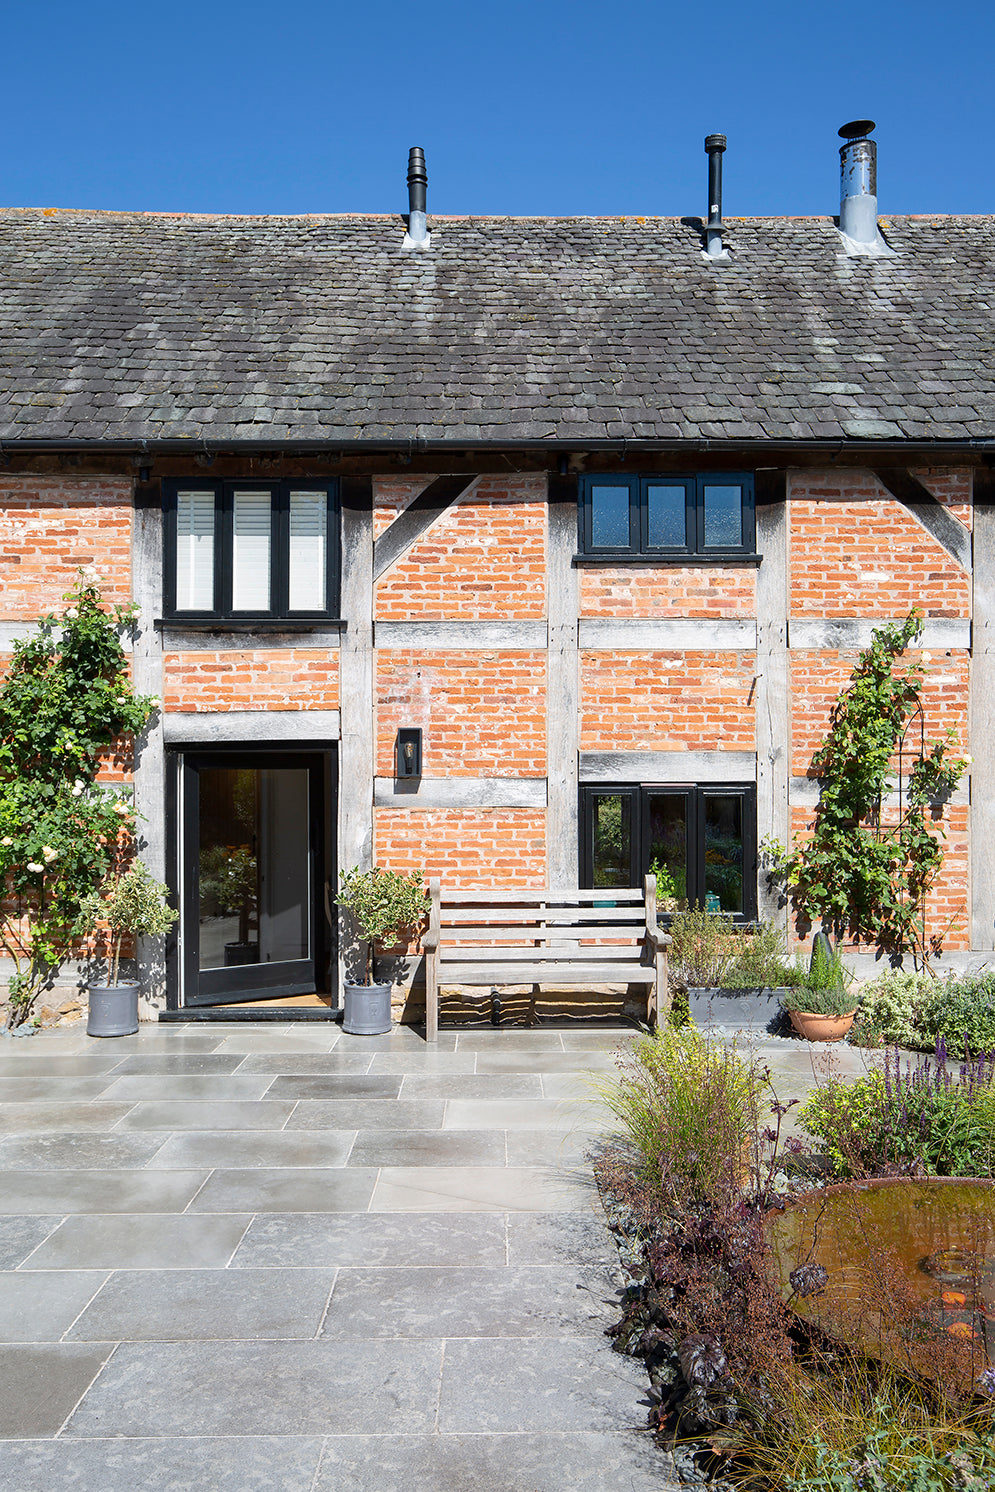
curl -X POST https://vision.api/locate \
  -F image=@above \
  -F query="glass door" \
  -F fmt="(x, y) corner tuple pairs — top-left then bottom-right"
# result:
(180, 752), (329, 1005)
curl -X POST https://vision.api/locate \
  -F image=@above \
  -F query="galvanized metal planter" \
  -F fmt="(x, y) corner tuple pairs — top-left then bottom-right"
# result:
(86, 982), (140, 1037)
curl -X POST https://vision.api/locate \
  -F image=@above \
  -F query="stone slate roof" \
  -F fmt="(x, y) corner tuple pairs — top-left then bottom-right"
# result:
(1, 207), (994, 447)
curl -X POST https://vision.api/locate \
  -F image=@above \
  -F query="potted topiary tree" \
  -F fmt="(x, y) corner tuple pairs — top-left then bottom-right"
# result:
(79, 862), (178, 1037)
(780, 933), (858, 1042)
(335, 866), (428, 1035)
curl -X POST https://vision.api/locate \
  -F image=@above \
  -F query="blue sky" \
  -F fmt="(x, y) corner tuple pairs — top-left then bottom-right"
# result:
(3, 0), (992, 219)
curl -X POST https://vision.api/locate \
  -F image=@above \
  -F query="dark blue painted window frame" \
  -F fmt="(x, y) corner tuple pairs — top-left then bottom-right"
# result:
(579, 472), (755, 557)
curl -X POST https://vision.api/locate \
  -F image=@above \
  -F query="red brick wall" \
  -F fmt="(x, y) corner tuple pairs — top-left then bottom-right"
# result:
(0, 476), (132, 618)
(580, 651), (756, 752)
(164, 650), (339, 712)
(581, 566), (755, 618)
(377, 650), (545, 777)
(374, 476), (546, 620)
(375, 808), (547, 887)
(789, 470), (970, 618)
(790, 650), (969, 776)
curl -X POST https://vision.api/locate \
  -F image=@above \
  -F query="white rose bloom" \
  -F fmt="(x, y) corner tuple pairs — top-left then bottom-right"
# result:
(921, 651), (932, 662)
(42, 846), (58, 862)
(26, 862), (43, 874)
(113, 802), (130, 816)
(64, 608), (77, 619)
(71, 782), (84, 797)
(1, 836), (13, 847)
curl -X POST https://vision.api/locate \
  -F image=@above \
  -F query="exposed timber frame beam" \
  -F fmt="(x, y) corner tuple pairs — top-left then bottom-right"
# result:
(872, 468), (972, 571)
(372, 475), (477, 581)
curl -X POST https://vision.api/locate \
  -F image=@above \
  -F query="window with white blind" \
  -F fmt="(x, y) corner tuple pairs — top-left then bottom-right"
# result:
(165, 481), (338, 619)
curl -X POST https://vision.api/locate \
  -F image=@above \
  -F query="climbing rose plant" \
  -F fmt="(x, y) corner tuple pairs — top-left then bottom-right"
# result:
(770, 611), (966, 969)
(0, 577), (157, 1027)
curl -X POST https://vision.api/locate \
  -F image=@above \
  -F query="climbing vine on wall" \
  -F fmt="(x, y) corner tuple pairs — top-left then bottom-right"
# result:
(770, 611), (966, 969)
(0, 576), (157, 1027)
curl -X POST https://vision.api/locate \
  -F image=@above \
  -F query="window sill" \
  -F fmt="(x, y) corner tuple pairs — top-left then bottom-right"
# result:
(573, 554), (762, 568)
(155, 618), (348, 633)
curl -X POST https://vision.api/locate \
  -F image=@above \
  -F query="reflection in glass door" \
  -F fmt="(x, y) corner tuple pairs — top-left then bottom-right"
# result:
(181, 752), (329, 1006)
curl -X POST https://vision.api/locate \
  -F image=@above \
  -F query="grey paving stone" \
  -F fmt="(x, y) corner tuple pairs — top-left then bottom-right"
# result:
(187, 1167), (378, 1214)
(145, 1130), (356, 1170)
(0, 1077), (119, 1101)
(231, 1211), (507, 1268)
(0, 1343), (114, 1436)
(0, 1270), (108, 1341)
(475, 1050), (619, 1074)
(371, 1165), (587, 1212)
(443, 1098), (605, 1132)
(213, 1031), (342, 1054)
(507, 1210), (618, 1267)
(0, 1216), (63, 1269)
(64, 1340), (442, 1436)
(313, 1431), (680, 1491)
(67, 1268), (337, 1342)
(439, 1337), (650, 1432)
(0, 1170), (209, 1215)
(233, 1053), (375, 1076)
(0, 1053), (124, 1078)
(0, 1437), (325, 1491)
(504, 1128), (601, 1167)
(287, 1099), (444, 1131)
(453, 1033), (565, 1052)
(102, 1054), (248, 1075)
(398, 1073), (543, 1099)
(335, 1029), (458, 1054)
(0, 1103), (136, 1135)
(321, 1264), (618, 1338)
(368, 1051), (477, 1074)
(98, 1075), (274, 1101)
(263, 1075), (402, 1100)
(115, 1099), (297, 1130)
(0, 1134), (167, 1171)
(348, 1130), (506, 1167)
(558, 1030), (641, 1051)
(24, 1215), (252, 1271)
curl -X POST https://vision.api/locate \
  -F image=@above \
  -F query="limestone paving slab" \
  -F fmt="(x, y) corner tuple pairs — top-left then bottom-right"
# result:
(212, 1031), (343, 1055)
(230, 1211), (508, 1269)
(144, 1129), (356, 1170)
(0, 1216), (63, 1269)
(0, 1169), (209, 1215)
(367, 1050), (477, 1074)
(0, 1436), (326, 1492)
(370, 1165), (587, 1212)
(187, 1167), (378, 1214)
(232, 1052), (376, 1075)
(63, 1340), (443, 1437)
(398, 1073), (543, 1100)
(506, 1210), (619, 1267)
(286, 1098), (445, 1131)
(505, 1128), (602, 1167)
(0, 1076), (122, 1101)
(101, 1054), (250, 1075)
(438, 1336), (650, 1433)
(347, 1129), (506, 1168)
(0, 1133), (168, 1170)
(0, 1102), (136, 1134)
(475, 1050), (619, 1074)
(442, 1097), (608, 1132)
(98, 1075), (275, 1101)
(115, 1099), (297, 1130)
(21, 1214), (253, 1271)
(312, 1431), (678, 1491)
(0, 1270), (109, 1341)
(0, 1053), (127, 1077)
(320, 1263), (618, 1338)
(262, 1074), (403, 1100)
(0, 1344), (115, 1437)
(67, 1267), (338, 1342)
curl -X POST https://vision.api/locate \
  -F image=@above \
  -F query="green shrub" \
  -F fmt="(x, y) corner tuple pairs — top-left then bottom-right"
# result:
(915, 972), (995, 1058)
(781, 939), (857, 1016)
(598, 1024), (761, 1205)
(719, 920), (802, 989)
(667, 903), (734, 987)
(798, 1046), (995, 1178)
(335, 865), (428, 984)
(850, 969), (934, 1048)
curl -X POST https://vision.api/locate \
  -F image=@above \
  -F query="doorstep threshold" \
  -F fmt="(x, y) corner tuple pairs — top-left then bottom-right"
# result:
(159, 1006), (344, 1023)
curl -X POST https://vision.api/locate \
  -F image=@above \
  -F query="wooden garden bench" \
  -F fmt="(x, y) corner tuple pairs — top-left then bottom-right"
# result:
(422, 875), (671, 1042)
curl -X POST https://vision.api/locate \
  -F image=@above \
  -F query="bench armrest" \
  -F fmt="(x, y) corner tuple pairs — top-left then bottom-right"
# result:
(423, 876), (441, 951)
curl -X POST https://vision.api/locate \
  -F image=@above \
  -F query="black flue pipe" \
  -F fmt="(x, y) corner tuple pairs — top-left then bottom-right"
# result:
(704, 134), (726, 257)
(407, 147), (427, 215)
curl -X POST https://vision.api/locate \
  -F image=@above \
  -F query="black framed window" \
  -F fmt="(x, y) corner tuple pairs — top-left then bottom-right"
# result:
(580, 783), (757, 920)
(579, 473), (755, 557)
(164, 480), (340, 620)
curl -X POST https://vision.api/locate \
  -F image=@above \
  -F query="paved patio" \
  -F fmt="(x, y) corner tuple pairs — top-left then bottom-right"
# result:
(0, 1018), (873, 1489)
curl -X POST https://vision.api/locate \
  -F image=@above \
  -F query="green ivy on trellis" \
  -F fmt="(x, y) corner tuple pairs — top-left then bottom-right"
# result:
(0, 575), (157, 1027)
(766, 611), (966, 969)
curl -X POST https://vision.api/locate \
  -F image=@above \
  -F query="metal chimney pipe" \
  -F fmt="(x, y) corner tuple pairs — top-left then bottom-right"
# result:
(406, 147), (428, 245)
(704, 134), (727, 258)
(838, 120), (877, 243)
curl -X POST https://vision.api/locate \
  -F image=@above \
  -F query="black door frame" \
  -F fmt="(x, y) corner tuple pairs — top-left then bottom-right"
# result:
(165, 744), (336, 1010)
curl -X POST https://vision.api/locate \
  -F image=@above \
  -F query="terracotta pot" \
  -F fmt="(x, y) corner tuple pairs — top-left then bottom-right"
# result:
(788, 1007), (857, 1042)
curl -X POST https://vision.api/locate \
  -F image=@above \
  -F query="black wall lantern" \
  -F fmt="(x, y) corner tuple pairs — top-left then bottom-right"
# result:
(396, 727), (423, 779)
